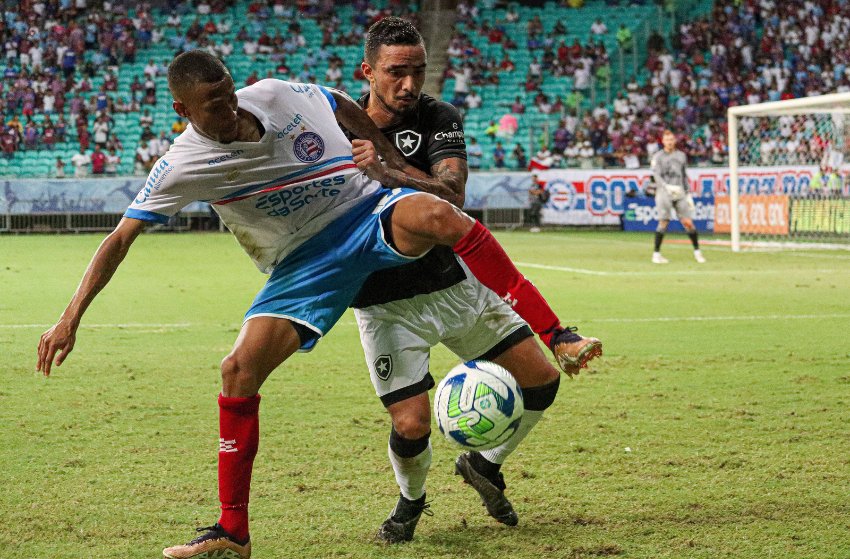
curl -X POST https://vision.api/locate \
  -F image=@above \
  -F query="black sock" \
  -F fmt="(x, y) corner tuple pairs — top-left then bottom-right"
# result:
(400, 493), (426, 505)
(389, 426), (430, 458)
(687, 231), (699, 250)
(654, 231), (664, 252)
(469, 450), (502, 479)
(522, 376), (561, 411)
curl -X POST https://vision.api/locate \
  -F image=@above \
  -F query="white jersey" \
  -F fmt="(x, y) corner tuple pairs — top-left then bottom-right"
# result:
(125, 79), (380, 273)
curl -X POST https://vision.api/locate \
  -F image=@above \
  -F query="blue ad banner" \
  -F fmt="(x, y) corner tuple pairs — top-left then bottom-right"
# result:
(463, 172), (531, 210)
(622, 195), (715, 232)
(1, 178), (209, 215)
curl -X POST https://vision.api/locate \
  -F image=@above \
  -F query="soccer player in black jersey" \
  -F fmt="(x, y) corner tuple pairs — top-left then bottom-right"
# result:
(345, 18), (603, 543)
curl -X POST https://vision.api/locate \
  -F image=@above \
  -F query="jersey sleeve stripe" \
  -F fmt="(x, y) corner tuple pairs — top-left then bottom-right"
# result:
(213, 162), (358, 205)
(218, 155), (354, 202)
(124, 208), (170, 224)
(316, 85), (337, 112)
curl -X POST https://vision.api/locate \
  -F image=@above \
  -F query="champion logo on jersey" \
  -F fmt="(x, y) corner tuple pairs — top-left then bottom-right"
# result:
(293, 131), (325, 162)
(220, 438), (238, 453)
(395, 130), (422, 157)
(374, 355), (393, 381)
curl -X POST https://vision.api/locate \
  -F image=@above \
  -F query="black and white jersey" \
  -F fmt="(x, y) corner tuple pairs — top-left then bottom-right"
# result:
(347, 92), (468, 308)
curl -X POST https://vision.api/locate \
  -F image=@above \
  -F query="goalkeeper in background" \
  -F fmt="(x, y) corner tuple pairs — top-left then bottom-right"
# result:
(650, 129), (706, 264)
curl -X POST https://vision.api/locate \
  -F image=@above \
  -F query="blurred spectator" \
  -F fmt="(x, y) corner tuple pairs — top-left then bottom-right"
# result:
(616, 24), (633, 52)
(465, 89), (482, 110)
(0, 129), (16, 159)
(493, 141), (506, 168)
(93, 115), (110, 147)
(77, 126), (91, 151)
(530, 147), (554, 171)
(512, 143), (527, 169)
(527, 174), (549, 232)
(151, 131), (172, 158)
(590, 18), (608, 36)
(105, 147), (121, 176)
(172, 117), (187, 135)
(497, 113), (518, 139)
(579, 141), (595, 169)
(55, 157), (66, 178)
(42, 120), (57, 150)
(467, 137), (483, 170)
(91, 145), (106, 175)
(143, 59), (158, 78)
(23, 121), (40, 150)
(135, 139), (153, 173)
(510, 96), (525, 114)
(139, 109), (154, 129)
(71, 148), (91, 178)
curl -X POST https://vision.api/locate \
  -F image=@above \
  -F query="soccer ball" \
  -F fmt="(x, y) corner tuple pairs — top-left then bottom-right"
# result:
(433, 361), (524, 450)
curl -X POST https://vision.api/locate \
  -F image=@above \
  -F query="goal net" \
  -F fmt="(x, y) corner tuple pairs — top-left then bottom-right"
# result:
(726, 92), (850, 251)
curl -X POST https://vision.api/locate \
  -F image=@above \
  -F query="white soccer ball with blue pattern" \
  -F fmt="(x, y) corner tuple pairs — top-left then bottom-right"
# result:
(434, 360), (524, 450)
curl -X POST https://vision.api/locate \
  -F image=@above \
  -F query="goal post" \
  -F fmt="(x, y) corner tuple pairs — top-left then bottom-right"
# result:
(727, 92), (850, 251)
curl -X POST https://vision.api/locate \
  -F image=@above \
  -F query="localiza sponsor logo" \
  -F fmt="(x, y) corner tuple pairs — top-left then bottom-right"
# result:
(208, 149), (244, 165)
(135, 158), (172, 203)
(255, 174), (345, 216)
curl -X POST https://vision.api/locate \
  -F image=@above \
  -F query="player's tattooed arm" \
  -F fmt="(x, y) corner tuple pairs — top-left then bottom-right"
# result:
(381, 157), (468, 208)
(37, 217), (145, 375)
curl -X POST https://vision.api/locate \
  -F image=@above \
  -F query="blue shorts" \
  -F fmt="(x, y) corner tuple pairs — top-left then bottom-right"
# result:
(245, 187), (422, 351)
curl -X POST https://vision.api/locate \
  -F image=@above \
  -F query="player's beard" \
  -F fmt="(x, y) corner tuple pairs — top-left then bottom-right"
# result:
(377, 89), (418, 117)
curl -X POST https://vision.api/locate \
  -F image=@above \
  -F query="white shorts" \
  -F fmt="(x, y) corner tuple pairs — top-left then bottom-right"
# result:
(354, 263), (531, 407)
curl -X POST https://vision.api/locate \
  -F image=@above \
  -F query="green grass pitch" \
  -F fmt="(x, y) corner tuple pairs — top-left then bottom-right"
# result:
(2, 231), (849, 558)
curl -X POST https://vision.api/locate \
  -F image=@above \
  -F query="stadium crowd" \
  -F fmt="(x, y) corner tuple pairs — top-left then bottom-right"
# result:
(3, 0), (849, 175)
(449, 0), (850, 171)
(0, 0), (185, 175)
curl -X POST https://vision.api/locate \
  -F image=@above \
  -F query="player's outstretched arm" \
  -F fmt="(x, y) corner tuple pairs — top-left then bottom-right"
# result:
(36, 217), (146, 376)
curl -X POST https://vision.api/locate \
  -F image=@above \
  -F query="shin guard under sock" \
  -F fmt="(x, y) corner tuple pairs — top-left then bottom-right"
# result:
(218, 394), (260, 542)
(453, 221), (560, 341)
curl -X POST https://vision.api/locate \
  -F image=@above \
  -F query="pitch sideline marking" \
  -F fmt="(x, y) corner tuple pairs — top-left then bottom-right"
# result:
(515, 262), (846, 276)
(1, 323), (193, 329)
(6, 315), (848, 331)
(587, 313), (850, 323)
(334, 312), (850, 328)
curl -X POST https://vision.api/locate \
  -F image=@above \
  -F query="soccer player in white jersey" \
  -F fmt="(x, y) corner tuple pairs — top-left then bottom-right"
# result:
(36, 50), (596, 559)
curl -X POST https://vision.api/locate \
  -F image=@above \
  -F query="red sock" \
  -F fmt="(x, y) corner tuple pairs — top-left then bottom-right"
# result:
(453, 221), (561, 344)
(217, 393), (260, 542)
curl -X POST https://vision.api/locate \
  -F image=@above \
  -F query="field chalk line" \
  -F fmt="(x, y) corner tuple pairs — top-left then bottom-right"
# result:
(4, 315), (850, 330)
(515, 262), (846, 276)
(2, 323), (192, 329)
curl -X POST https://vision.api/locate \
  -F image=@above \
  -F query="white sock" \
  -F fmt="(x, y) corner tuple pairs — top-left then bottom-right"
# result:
(480, 409), (544, 465)
(388, 440), (432, 500)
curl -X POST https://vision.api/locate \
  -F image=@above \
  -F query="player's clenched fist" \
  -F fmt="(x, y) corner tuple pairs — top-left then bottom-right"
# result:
(37, 320), (77, 376)
(351, 139), (388, 183)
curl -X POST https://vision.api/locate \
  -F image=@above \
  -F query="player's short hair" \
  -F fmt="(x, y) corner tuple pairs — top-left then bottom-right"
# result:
(364, 17), (423, 63)
(168, 50), (230, 99)
(662, 129), (676, 136)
